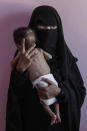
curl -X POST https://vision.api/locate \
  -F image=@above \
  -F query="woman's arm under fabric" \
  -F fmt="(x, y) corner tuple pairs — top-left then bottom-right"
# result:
(54, 62), (86, 131)
(55, 58), (86, 107)
(60, 43), (86, 108)
(9, 49), (31, 99)
(6, 50), (30, 131)
(10, 67), (30, 99)
(69, 62), (86, 108)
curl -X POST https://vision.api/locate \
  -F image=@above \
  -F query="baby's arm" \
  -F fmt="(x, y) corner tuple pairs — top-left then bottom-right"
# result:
(40, 48), (52, 60)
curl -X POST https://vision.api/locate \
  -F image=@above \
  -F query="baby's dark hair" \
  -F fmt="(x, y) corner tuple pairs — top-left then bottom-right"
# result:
(13, 27), (36, 45)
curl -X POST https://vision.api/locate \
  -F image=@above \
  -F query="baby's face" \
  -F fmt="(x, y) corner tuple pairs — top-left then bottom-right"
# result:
(16, 37), (36, 51)
(25, 35), (36, 51)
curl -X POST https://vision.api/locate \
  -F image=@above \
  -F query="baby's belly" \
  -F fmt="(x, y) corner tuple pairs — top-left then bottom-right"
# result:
(29, 61), (51, 81)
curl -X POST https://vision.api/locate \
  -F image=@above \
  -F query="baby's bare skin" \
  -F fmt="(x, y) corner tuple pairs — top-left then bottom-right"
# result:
(28, 47), (61, 125)
(28, 48), (52, 81)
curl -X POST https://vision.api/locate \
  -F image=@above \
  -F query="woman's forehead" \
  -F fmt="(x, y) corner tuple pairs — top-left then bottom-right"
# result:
(34, 10), (57, 26)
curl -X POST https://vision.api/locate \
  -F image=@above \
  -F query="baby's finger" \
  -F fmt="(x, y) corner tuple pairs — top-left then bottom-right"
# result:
(16, 44), (22, 51)
(25, 45), (36, 56)
(21, 38), (25, 53)
(27, 50), (36, 59)
(12, 52), (20, 63)
(10, 52), (20, 68)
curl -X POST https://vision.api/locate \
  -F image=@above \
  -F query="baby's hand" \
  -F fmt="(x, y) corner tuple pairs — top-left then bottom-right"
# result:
(40, 49), (52, 60)
(16, 39), (36, 72)
(11, 39), (37, 72)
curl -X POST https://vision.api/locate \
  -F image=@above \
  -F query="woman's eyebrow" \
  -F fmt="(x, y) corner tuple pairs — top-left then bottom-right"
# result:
(36, 25), (57, 30)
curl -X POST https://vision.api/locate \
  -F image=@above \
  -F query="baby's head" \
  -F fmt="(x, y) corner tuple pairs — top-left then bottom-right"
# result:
(13, 27), (36, 51)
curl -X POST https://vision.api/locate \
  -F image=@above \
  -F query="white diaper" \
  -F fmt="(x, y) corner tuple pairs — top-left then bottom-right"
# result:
(32, 73), (58, 105)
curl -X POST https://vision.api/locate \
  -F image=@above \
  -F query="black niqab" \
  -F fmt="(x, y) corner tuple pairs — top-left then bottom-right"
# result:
(29, 6), (58, 59)
(28, 5), (78, 81)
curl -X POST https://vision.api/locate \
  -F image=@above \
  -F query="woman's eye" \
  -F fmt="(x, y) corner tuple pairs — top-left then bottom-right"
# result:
(36, 25), (57, 30)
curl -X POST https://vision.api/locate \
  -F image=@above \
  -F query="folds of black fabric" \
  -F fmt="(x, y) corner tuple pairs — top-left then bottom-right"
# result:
(6, 51), (86, 131)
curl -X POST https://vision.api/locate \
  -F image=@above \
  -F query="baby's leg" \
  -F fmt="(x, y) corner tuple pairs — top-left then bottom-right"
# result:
(40, 100), (56, 125)
(54, 102), (61, 123)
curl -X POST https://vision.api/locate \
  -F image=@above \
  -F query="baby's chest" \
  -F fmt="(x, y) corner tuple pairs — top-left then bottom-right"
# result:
(33, 49), (44, 62)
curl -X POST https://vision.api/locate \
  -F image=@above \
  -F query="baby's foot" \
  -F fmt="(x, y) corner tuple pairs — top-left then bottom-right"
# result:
(50, 113), (56, 125)
(55, 113), (61, 124)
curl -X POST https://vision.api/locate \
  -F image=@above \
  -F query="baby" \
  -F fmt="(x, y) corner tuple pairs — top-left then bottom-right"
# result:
(12, 27), (61, 125)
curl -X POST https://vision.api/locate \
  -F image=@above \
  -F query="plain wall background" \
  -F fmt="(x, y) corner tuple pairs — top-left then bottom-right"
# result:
(0, 0), (87, 131)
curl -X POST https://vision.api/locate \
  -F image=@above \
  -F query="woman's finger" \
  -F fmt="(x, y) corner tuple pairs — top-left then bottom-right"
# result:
(39, 94), (46, 99)
(42, 78), (55, 85)
(36, 84), (48, 92)
(36, 87), (45, 93)
(38, 91), (49, 99)
(37, 90), (46, 99)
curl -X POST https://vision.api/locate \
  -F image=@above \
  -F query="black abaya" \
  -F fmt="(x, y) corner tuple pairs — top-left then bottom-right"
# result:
(6, 5), (86, 131)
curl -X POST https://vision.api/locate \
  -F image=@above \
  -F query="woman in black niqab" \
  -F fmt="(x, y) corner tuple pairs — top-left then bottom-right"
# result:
(6, 5), (86, 131)
(28, 5), (77, 81)
(28, 6), (86, 131)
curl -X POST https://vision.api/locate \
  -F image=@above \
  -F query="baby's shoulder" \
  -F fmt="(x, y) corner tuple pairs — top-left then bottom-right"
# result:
(36, 48), (43, 53)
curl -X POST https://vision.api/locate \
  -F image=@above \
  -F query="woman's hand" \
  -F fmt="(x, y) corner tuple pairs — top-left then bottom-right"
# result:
(36, 78), (61, 99)
(11, 39), (37, 72)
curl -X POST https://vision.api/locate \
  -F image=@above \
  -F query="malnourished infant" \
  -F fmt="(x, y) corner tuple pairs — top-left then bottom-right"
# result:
(12, 27), (61, 125)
